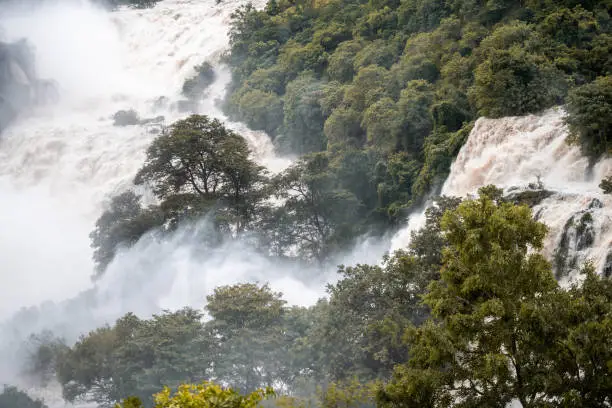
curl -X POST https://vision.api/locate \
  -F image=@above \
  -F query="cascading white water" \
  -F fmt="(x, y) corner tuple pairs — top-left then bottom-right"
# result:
(0, 2), (389, 393)
(391, 108), (612, 282)
(0, 0), (289, 320)
(0, 0), (320, 402)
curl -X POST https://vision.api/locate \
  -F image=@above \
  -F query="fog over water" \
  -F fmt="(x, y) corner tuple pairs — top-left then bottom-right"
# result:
(1, 1), (611, 406)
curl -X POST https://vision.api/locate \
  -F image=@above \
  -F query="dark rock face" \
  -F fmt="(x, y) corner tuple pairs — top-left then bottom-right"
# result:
(553, 210), (596, 279)
(604, 251), (612, 278)
(0, 39), (57, 133)
(113, 109), (140, 126)
(112, 109), (165, 129)
(504, 188), (554, 208)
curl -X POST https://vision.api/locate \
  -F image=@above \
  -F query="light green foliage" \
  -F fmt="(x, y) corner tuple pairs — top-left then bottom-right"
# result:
(317, 378), (378, 408)
(565, 75), (612, 158)
(115, 382), (275, 408)
(0, 386), (48, 408)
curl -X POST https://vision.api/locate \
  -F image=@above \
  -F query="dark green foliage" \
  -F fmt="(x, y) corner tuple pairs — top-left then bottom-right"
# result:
(90, 191), (163, 278)
(267, 153), (363, 262)
(314, 195), (461, 381)
(223, 0), (611, 225)
(280, 74), (327, 154)
(182, 62), (216, 100)
(38, 191), (612, 407)
(470, 47), (566, 117)
(134, 114), (268, 232)
(566, 75), (612, 158)
(0, 386), (48, 408)
(91, 115), (274, 277)
(55, 309), (211, 407)
(378, 187), (612, 408)
(206, 284), (288, 393)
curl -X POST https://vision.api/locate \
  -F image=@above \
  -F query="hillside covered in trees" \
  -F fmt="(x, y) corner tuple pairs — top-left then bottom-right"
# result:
(79, 0), (612, 277)
(4, 0), (612, 407)
(223, 0), (612, 224)
(25, 188), (612, 408)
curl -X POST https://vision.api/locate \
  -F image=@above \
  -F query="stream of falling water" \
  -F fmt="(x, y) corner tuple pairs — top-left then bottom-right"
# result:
(0, 0), (289, 320)
(3, 1), (609, 405)
(0, 3), (389, 398)
(0, 0), (313, 398)
(391, 108), (612, 283)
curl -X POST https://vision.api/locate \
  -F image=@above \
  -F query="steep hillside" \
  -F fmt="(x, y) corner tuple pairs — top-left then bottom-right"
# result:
(224, 0), (611, 227)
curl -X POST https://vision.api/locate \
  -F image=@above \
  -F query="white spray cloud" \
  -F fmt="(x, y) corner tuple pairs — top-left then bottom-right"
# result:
(0, 0), (280, 321)
(0, 0), (389, 383)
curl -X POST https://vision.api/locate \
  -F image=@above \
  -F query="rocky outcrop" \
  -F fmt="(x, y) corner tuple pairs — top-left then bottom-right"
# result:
(504, 186), (555, 208)
(0, 39), (57, 133)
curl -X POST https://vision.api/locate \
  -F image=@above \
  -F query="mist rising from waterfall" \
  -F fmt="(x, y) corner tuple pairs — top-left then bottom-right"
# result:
(0, 2), (389, 394)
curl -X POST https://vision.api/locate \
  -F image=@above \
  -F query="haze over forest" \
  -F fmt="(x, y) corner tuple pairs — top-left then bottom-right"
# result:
(0, 0), (610, 407)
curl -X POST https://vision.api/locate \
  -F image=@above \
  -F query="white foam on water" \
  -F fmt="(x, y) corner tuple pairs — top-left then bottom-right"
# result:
(391, 108), (612, 280)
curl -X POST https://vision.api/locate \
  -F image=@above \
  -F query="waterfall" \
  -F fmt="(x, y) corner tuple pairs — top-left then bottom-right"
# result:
(391, 108), (612, 282)
(0, 0), (291, 320)
(0, 0), (316, 393)
(0, 2), (390, 389)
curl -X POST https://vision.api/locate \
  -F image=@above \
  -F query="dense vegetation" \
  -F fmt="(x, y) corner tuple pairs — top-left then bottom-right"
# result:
(0, 386), (48, 408)
(7, 0), (612, 407)
(223, 0), (611, 228)
(89, 114), (381, 274)
(25, 187), (612, 408)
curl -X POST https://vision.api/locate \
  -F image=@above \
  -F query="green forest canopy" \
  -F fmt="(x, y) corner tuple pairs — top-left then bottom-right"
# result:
(10, 0), (612, 407)
(27, 187), (612, 408)
(223, 0), (611, 223)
